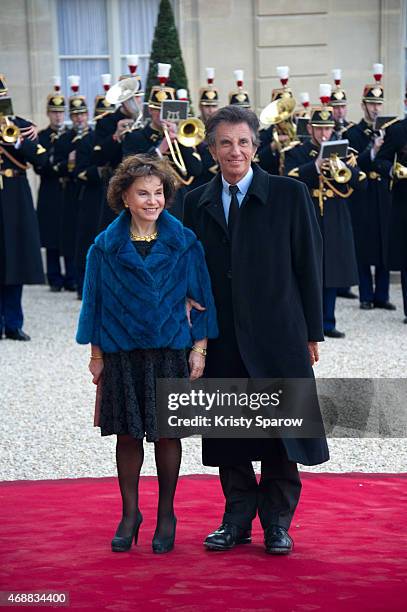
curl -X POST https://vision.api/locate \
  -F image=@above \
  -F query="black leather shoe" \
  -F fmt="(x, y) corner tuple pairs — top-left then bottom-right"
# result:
(324, 328), (346, 339)
(204, 523), (252, 551)
(64, 284), (76, 292)
(264, 525), (293, 555)
(404, 317), (407, 324)
(337, 290), (358, 299)
(152, 515), (177, 554)
(360, 301), (374, 310)
(49, 285), (62, 292)
(111, 510), (143, 552)
(5, 329), (31, 341)
(374, 301), (396, 310)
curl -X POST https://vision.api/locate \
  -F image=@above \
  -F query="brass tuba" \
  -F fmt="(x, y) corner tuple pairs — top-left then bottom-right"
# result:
(106, 77), (144, 131)
(259, 96), (297, 148)
(0, 116), (20, 143)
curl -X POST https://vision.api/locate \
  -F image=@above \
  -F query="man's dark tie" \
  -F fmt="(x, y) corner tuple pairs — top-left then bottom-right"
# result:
(228, 184), (240, 236)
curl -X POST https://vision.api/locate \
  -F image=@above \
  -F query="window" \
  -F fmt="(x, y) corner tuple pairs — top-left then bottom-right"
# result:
(56, 0), (161, 118)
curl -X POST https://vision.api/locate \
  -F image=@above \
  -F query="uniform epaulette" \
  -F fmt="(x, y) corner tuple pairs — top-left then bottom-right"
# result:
(282, 140), (301, 153)
(94, 111), (111, 121)
(342, 122), (355, 134)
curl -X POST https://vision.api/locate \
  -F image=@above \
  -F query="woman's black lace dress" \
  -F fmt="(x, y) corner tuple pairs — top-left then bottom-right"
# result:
(99, 239), (189, 441)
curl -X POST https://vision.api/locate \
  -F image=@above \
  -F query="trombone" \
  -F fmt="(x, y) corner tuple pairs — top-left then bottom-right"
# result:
(163, 117), (205, 175)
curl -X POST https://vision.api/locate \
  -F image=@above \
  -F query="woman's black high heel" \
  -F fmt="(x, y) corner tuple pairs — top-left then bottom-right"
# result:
(152, 515), (177, 554)
(111, 510), (143, 552)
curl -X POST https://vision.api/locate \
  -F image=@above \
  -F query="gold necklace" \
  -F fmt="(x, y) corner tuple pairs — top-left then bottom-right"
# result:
(130, 229), (158, 242)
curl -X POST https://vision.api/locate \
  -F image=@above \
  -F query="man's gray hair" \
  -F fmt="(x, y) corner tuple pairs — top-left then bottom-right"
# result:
(205, 105), (260, 147)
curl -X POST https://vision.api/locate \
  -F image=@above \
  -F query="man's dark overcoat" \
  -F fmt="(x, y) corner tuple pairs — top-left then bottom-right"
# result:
(183, 163), (329, 467)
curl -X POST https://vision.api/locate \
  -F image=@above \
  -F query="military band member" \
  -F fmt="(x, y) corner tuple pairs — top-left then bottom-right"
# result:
(122, 63), (202, 220)
(35, 80), (75, 292)
(53, 79), (89, 291)
(193, 67), (220, 188)
(285, 98), (367, 337)
(0, 74), (46, 340)
(257, 67), (296, 176)
(92, 60), (144, 230)
(73, 90), (110, 299)
(330, 69), (353, 140)
(345, 77), (395, 311)
(375, 92), (407, 324)
(228, 69), (251, 109)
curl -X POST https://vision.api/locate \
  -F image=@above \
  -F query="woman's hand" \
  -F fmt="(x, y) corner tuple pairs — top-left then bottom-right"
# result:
(89, 358), (104, 384)
(189, 351), (205, 381)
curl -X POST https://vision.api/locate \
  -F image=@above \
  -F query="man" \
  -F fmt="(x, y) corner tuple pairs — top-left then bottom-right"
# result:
(330, 70), (358, 300)
(192, 68), (220, 188)
(345, 81), (395, 311)
(285, 103), (367, 338)
(183, 105), (329, 555)
(35, 86), (75, 292)
(375, 94), (407, 324)
(122, 64), (202, 220)
(53, 89), (89, 292)
(73, 91), (110, 299)
(330, 70), (353, 140)
(0, 74), (47, 340)
(257, 85), (297, 176)
(92, 70), (144, 230)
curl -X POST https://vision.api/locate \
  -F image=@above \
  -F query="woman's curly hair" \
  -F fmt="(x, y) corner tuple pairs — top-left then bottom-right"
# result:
(107, 154), (177, 213)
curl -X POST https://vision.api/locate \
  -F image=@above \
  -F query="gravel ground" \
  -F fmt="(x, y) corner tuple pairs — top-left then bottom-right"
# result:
(1, 283), (406, 481)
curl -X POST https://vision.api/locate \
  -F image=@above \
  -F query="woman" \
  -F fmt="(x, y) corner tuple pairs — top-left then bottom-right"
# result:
(76, 154), (218, 554)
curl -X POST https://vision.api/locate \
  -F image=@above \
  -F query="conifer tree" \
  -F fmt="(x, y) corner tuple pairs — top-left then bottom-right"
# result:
(146, 0), (190, 100)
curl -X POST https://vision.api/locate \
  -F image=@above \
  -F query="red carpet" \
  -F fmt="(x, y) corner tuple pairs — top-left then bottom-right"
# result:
(0, 473), (406, 611)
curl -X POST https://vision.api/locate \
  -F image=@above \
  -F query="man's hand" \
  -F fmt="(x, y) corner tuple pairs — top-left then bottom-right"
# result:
(308, 342), (319, 366)
(185, 298), (206, 327)
(20, 124), (38, 141)
(113, 118), (133, 142)
(89, 358), (104, 384)
(189, 350), (205, 381)
(373, 135), (384, 155)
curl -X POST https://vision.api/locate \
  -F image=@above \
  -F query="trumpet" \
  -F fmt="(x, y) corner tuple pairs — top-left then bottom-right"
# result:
(163, 117), (205, 175)
(326, 154), (352, 184)
(0, 116), (20, 144)
(393, 161), (407, 180)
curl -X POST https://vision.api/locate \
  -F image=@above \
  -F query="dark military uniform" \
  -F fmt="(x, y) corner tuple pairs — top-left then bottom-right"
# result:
(74, 129), (102, 298)
(285, 139), (367, 332)
(35, 125), (76, 290)
(0, 116), (46, 336)
(53, 126), (89, 287)
(257, 126), (280, 175)
(344, 119), (392, 305)
(375, 118), (407, 319)
(91, 107), (129, 230)
(122, 122), (202, 220)
(191, 139), (218, 188)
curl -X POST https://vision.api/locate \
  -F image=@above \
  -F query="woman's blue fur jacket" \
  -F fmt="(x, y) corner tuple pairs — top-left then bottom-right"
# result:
(76, 209), (218, 353)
